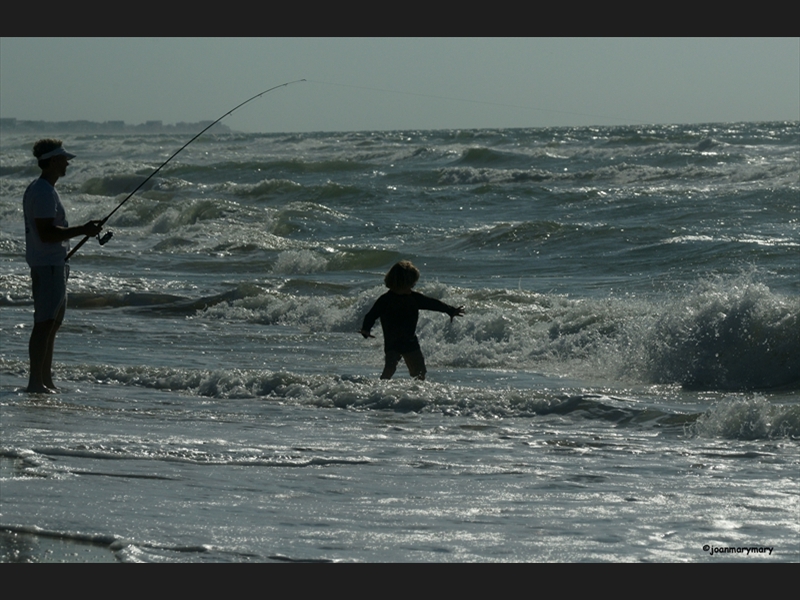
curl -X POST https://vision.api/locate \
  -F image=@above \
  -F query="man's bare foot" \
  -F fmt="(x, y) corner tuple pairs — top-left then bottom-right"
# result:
(26, 384), (57, 394)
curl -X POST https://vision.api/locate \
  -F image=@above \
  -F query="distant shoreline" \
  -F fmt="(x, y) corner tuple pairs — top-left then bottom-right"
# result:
(0, 118), (232, 135)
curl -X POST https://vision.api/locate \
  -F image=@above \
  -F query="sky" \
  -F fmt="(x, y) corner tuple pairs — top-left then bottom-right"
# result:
(1, 38), (798, 133)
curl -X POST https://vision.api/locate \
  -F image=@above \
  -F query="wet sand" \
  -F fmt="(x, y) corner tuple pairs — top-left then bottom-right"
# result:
(0, 529), (118, 563)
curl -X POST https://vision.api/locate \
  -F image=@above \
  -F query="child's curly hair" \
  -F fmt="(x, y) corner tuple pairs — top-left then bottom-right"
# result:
(384, 260), (420, 291)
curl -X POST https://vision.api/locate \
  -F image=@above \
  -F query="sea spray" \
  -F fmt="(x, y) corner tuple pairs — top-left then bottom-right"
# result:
(639, 274), (800, 390)
(691, 396), (800, 440)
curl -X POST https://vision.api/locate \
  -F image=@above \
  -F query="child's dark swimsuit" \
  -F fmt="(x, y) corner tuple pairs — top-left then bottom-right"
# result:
(361, 290), (459, 353)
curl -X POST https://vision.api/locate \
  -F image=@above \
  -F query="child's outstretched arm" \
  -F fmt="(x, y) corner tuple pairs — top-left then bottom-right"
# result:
(417, 294), (465, 322)
(449, 305), (465, 322)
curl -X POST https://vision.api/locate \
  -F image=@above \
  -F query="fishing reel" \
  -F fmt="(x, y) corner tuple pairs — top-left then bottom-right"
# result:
(97, 231), (114, 246)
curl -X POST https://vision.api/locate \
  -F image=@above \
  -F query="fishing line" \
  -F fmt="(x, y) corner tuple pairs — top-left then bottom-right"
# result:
(305, 79), (650, 126)
(66, 79), (306, 261)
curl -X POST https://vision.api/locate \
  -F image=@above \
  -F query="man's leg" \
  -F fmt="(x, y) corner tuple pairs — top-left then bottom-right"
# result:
(42, 303), (65, 390)
(28, 318), (57, 393)
(27, 266), (66, 393)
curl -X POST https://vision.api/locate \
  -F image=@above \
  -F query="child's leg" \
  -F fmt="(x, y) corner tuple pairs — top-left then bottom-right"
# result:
(403, 350), (427, 380)
(381, 351), (402, 379)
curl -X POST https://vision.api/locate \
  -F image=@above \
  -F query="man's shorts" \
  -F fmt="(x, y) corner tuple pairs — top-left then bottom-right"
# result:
(31, 265), (69, 323)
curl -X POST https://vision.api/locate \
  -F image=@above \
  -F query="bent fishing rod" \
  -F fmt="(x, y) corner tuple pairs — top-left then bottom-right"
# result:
(66, 79), (306, 261)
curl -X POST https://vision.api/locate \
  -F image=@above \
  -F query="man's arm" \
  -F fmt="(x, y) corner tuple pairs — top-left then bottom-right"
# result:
(35, 218), (103, 243)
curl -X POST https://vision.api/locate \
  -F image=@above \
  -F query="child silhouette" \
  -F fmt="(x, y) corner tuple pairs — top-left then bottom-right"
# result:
(360, 261), (464, 380)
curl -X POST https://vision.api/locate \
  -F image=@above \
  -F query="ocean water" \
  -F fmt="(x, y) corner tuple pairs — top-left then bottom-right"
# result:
(1, 122), (798, 562)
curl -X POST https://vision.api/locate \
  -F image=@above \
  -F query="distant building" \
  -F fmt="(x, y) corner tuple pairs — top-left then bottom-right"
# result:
(0, 118), (232, 134)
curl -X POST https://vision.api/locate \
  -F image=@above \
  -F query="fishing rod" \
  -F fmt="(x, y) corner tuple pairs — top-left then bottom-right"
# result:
(66, 79), (306, 261)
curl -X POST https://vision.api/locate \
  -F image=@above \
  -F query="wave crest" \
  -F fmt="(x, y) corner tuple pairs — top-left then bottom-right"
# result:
(640, 276), (800, 391)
